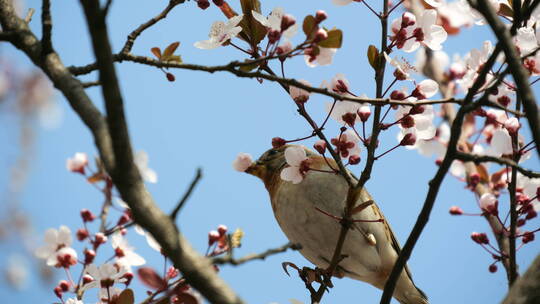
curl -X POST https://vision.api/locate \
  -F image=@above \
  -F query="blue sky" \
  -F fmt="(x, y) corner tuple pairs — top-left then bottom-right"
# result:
(0, 0), (539, 303)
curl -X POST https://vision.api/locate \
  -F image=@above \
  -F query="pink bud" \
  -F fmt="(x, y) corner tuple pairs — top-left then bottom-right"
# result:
(197, 0), (210, 10)
(471, 232), (489, 244)
(401, 12), (416, 27)
(76, 228), (89, 241)
(167, 266), (179, 280)
(313, 140), (327, 154)
(315, 10), (328, 23)
(400, 133), (416, 146)
(208, 230), (220, 246)
(80, 209), (96, 222)
(280, 14), (296, 32)
(82, 274), (93, 285)
(488, 264), (498, 273)
(117, 212), (131, 226)
(217, 225), (228, 236)
(94, 232), (107, 245)
(272, 137), (286, 148)
(166, 73), (175, 82)
(526, 209), (537, 220)
(342, 112), (357, 127)
(517, 218), (526, 227)
(348, 154), (360, 165)
(54, 286), (63, 299)
(479, 193), (498, 215)
(358, 106), (371, 122)
(522, 231), (535, 243)
(504, 117), (520, 134)
(390, 90), (406, 100)
(400, 115), (415, 129)
(84, 248), (96, 264)
(313, 29), (328, 43)
(58, 280), (70, 292)
(449, 206), (463, 215)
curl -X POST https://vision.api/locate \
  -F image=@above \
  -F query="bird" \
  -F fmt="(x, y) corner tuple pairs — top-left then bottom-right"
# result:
(244, 144), (428, 304)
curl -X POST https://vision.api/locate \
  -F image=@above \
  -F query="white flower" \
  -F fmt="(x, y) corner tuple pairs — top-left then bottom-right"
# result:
(111, 232), (146, 267)
(280, 146), (309, 184)
(438, 0), (476, 28)
(66, 152), (88, 174)
(81, 263), (127, 292)
(450, 160), (466, 178)
(424, 0), (443, 7)
(252, 7), (298, 38)
(384, 52), (416, 80)
(135, 150), (157, 183)
(479, 193), (497, 213)
(395, 104), (436, 141)
(325, 99), (364, 126)
(331, 130), (361, 158)
(486, 128), (513, 156)
(233, 153), (253, 172)
(332, 0), (354, 5)
(414, 79), (439, 99)
(515, 27), (538, 55)
(35, 226), (77, 267)
(403, 10), (448, 52)
(305, 47), (337, 67)
(66, 298), (84, 304)
(194, 15), (244, 49)
(289, 80), (311, 103)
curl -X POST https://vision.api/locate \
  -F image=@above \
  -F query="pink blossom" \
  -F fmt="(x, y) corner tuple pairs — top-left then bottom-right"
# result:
(66, 152), (88, 174)
(504, 117), (520, 134)
(305, 46), (337, 67)
(194, 15), (244, 49)
(479, 193), (498, 214)
(289, 80), (311, 104)
(111, 232), (146, 267)
(331, 130), (361, 158)
(35, 226), (77, 268)
(232, 153), (253, 172)
(413, 79), (439, 99)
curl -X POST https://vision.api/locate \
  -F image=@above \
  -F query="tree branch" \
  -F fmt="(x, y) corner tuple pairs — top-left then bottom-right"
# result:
(41, 0), (52, 56)
(454, 152), (540, 178)
(170, 168), (203, 220)
(213, 243), (302, 266)
(469, 0), (540, 159)
(78, 1), (243, 303)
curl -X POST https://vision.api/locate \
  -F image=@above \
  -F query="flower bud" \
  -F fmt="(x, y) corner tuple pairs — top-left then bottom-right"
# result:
(522, 231), (535, 243)
(400, 115), (415, 128)
(84, 248), (96, 264)
(449, 206), (463, 215)
(280, 14), (296, 32)
(268, 29), (281, 44)
(390, 90), (406, 100)
(217, 225), (228, 236)
(123, 272), (134, 286)
(504, 117), (520, 135)
(517, 218), (526, 227)
(94, 232), (107, 246)
(342, 112), (357, 127)
(58, 280), (70, 292)
(208, 230), (220, 246)
(488, 264), (497, 273)
(471, 232), (489, 244)
(313, 29), (328, 43)
(80, 209), (96, 222)
(166, 73), (175, 82)
(315, 10), (328, 23)
(117, 212), (131, 226)
(197, 0), (210, 10)
(82, 274), (93, 285)
(313, 140), (327, 154)
(76, 228), (89, 241)
(272, 137), (286, 149)
(358, 106), (371, 122)
(400, 133), (417, 146)
(526, 209), (537, 220)
(348, 154), (360, 165)
(54, 286), (63, 299)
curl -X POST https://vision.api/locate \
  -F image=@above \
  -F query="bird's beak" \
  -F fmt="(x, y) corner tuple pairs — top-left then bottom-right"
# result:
(245, 161), (267, 180)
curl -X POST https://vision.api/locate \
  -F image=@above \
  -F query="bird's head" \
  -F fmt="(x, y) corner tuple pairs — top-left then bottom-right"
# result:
(245, 145), (289, 181)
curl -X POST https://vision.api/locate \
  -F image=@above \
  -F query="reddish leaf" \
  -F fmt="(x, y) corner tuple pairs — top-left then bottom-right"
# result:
(137, 267), (167, 290)
(151, 47), (162, 60)
(174, 293), (199, 304)
(163, 42), (180, 59)
(117, 289), (135, 304)
(302, 15), (316, 38)
(281, 262), (300, 276)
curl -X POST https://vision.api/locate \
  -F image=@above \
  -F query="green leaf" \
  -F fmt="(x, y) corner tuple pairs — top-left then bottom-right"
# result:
(117, 289), (134, 304)
(318, 29), (343, 48)
(302, 15), (316, 37)
(367, 45), (379, 70)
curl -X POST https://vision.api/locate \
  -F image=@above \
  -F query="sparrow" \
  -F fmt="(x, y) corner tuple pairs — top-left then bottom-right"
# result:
(244, 144), (428, 304)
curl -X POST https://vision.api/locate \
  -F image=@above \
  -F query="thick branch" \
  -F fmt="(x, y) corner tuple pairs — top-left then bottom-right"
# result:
(503, 253), (540, 304)
(470, 0), (540, 159)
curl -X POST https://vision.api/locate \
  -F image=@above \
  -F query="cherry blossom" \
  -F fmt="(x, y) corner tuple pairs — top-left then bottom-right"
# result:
(66, 152), (88, 174)
(194, 15), (244, 49)
(515, 27), (538, 55)
(395, 104), (437, 141)
(80, 263), (127, 292)
(305, 46), (337, 67)
(233, 153), (253, 172)
(288, 80), (311, 104)
(412, 79), (439, 99)
(479, 193), (498, 214)
(35, 225), (78, 268)
(331, 130), (361, 158)
(111, 232), (146, 267)
(384, 52), (416, 80)
(402, 10), (448, 52)
(323, 73), (351, 95)
(280, 146), (310, 184)
(135, 150), (157, 183)
(66, 298), (84, 304)
(252, 7), (298, 38)
(486, 128), (513, 157)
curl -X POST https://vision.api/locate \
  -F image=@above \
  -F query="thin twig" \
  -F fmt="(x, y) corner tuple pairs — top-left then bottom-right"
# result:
(170, 168), (203, 220)
(213, 243), (302, 266)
